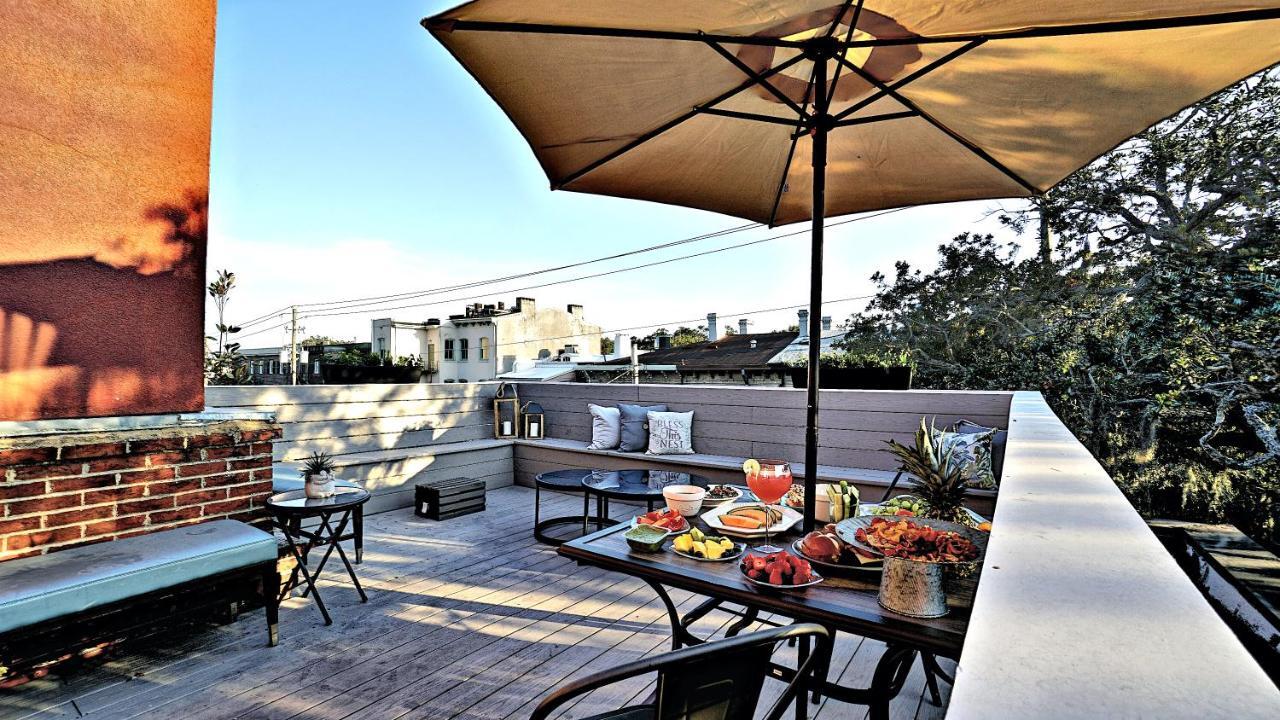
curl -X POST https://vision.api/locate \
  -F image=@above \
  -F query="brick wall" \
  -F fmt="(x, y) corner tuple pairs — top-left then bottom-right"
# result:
(0, 419), (280, 561)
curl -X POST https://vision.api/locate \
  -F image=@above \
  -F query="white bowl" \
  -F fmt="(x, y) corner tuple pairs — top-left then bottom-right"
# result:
(784, 483), (833, 522)
(662, 484), (707, 516)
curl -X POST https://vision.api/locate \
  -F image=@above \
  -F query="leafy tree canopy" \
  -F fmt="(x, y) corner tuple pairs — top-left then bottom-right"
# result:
(841, 70), (1279, 542)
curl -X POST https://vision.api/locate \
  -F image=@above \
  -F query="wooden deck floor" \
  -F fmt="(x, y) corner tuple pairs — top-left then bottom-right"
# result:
(0, 487), (953, 720)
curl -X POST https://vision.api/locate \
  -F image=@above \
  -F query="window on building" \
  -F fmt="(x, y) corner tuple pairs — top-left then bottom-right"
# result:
(479, 337), (490, 360)
(444, 339), (455, 360)
(460, 338), (470, 360)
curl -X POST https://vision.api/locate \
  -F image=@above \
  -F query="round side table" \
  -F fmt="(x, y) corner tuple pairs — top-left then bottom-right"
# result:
(534, 469), (608, 546)
(581, 469), (711, 528)
(267, 487), (370, 625)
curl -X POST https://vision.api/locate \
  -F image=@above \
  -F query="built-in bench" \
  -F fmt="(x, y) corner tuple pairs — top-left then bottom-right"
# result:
(0, 520), (279, 679)
(513, 384), (1011, 518)
(206, 385), (514, 515)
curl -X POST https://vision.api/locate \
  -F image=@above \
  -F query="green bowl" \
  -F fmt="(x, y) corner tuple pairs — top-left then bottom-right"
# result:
(624, 525), (670, 552)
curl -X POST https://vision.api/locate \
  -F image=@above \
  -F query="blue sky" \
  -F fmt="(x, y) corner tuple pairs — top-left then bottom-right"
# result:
(208, 0), (1016, 348)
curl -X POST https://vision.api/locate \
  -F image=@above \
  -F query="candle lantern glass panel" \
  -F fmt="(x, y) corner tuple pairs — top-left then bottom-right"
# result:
(493, 383), (520, 439)
(522, 402), (545, 439)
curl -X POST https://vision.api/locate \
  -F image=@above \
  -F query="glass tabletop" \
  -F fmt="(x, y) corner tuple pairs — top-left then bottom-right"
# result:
(267, 486), (370, 514)
(581, 468), (710, 499)
(535, 468), (596, 490)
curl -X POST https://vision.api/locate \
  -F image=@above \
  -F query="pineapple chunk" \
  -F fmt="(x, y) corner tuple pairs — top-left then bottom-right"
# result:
(705, 542), (725, 560)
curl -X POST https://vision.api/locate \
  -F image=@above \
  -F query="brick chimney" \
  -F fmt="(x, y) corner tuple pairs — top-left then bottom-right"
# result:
(515, 297), (536, 314)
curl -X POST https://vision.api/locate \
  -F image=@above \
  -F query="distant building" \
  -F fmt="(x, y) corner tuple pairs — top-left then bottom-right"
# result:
(583, 315), (798, 385)
(371, 297), (604, 383)
(242, 342), (369, 385)
(769, 310), (843, 365)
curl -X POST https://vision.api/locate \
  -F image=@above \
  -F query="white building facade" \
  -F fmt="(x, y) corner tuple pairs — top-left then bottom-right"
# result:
(371, 297), (603, 383)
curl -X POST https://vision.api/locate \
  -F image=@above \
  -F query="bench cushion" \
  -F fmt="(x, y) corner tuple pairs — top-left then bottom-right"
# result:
(0, 520), (276, 634)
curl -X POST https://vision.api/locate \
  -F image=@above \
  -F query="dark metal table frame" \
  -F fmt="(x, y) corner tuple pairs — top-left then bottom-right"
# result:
(267, 488), (371, 626)
(533, 469), (609, 546)
(559, 522), (968, 720)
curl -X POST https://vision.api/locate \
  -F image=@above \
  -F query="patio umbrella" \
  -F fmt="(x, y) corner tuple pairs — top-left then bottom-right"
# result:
(423, 1), (1280, 531)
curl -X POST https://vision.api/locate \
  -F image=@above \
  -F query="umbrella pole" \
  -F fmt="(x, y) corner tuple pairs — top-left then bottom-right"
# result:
(803, 53), (830, 533)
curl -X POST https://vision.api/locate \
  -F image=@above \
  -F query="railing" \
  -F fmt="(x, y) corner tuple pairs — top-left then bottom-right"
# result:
(201, 381), (1280, 717)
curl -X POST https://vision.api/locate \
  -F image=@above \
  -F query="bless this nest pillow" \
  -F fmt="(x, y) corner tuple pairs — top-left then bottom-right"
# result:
(587, 404), (621, 450)
(646, 411), (695, 455)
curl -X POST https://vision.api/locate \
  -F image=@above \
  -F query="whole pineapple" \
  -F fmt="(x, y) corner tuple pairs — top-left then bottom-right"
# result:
(885, 418), (969, 524)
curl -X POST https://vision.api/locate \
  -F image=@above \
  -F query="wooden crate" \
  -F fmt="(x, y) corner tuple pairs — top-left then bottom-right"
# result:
(415, 478), (486, 520)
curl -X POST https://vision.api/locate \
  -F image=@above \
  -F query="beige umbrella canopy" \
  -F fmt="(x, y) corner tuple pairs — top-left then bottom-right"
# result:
(424, 1), (1280, 529)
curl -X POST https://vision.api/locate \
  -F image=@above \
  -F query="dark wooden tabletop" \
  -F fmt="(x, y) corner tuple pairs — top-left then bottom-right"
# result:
(558, 519), (971, 657)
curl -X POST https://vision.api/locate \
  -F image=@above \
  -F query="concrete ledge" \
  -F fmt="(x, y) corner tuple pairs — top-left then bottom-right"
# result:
(948, 392), (1280, 719)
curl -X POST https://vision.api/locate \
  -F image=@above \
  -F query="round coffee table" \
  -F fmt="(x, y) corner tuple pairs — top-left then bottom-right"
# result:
(533, 469), (609, 546)
(582, 469), (712, 528)
(266, 487), (370, 625)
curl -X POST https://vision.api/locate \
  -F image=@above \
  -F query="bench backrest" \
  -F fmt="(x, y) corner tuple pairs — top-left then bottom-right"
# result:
(514, 383), (1013, 474)
(205, 384), (498, 462)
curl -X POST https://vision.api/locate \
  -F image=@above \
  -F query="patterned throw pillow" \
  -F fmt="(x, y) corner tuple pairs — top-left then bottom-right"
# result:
(587, 404), (621, 450)
(935, 427), (997, 489)
(646, 411), (695, 455)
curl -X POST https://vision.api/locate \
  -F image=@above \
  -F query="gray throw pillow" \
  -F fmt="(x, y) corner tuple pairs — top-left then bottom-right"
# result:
(587, 404), (621, 450)
(618, 403), (666, 452)
(953, 419), (1008, 482)
(646, 411), (694, 455)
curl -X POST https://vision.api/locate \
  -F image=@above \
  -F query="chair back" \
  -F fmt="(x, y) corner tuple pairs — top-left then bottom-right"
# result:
(652, 640), (775, 720)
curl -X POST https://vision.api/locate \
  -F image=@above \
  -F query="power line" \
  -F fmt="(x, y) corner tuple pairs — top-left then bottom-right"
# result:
(290, 208), (906, 323)
(236, 221), (759, 328)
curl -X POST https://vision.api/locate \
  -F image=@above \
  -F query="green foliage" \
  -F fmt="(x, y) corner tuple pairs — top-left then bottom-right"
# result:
(785, 348), (914, 369)
(302, 450), (336, 476)
(204, 269), (252, 386)
(843, 71), (1280, 543)
(885, 418), (970, 524)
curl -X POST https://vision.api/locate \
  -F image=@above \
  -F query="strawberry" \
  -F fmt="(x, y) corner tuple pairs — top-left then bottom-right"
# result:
(750, 556), (768, 573)
(768, 567), (785, 585)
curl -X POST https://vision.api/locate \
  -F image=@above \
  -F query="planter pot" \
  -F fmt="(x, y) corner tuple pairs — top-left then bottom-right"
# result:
(788, 366), (913, 390)
(304, 472), (336, 499)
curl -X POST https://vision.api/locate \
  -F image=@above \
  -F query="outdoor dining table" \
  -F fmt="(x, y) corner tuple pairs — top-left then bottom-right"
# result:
(558, 514), (972, 720)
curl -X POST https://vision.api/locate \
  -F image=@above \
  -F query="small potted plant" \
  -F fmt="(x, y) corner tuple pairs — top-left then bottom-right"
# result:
(302, 451), (338, 499)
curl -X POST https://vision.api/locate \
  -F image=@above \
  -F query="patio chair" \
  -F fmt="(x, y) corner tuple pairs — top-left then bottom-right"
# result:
(531, 624), (829, 720)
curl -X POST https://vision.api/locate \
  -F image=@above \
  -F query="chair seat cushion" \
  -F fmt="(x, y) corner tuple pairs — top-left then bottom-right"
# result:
(0, 520), (276, 634)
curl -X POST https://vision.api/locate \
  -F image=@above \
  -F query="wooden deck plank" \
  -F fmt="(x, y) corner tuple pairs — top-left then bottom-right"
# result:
(0, 488), (941, 720)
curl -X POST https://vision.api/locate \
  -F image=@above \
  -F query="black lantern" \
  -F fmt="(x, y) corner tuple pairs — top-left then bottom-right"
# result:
(493, 382), (520, 439)
(522, 401), (545, 439)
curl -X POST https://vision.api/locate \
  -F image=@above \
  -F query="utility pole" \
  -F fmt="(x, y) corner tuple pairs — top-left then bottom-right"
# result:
(289, 305), (299, 386)
(630, 339), (639, 385)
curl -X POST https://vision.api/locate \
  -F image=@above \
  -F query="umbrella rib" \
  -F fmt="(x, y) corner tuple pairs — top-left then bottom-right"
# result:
(422, 18), (805, 48)
(554, 52), (809, 189)
(825, 0), (867, 106)
(695, 107), (799, 126)
(703, 40), (810, 120)
(838, 8), (1280, 48)
(833, 55), (1041, 195)
(832, 40), (983, 123)
(767, 61), (822, 228)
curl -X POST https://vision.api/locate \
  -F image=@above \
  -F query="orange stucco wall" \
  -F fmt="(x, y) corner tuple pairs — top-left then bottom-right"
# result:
(0, 0), (215, 421)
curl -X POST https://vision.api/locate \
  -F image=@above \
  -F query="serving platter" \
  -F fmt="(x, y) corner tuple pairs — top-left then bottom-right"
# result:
(671, 539), (747, 563)
(835, 516), (988, 565)
(791, 539), (882, 575)
(740, 568), (824, 591)
(701, 502), (801, 538)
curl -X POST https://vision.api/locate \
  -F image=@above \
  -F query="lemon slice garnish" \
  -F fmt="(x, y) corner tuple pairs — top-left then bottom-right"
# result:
(742, 458), (761, 475)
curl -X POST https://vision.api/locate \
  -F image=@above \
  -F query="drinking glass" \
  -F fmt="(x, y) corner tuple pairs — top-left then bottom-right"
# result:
(745, 459), (792, 553)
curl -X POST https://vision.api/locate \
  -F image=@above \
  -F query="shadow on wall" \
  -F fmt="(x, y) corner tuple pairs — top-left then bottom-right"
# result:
(0, 191), (207, 420)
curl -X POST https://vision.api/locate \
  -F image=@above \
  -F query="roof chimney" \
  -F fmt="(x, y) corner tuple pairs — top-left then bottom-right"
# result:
(655, 330), (672, 350)
(738, 318), (749, 334)
(706, 312), (718, 342)
(567, 303), (583, 317)
(822, 316), (832, 332)
(612, 333), (631, 359)
(515, 297), (536, 313)
(797, 309), (809, 341)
